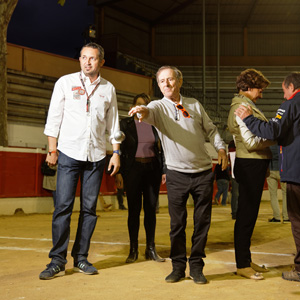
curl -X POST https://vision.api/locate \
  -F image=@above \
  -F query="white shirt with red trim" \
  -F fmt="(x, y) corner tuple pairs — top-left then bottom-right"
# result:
(44, 71), (120, 162)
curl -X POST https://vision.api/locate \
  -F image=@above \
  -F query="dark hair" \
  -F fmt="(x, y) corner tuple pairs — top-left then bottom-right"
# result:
(80, 42), (105, 61)
(156, 66), (183, 83)
(236, 69), (270, 92)
(283, 72), (300, 90)
(132, 93), (151, 106)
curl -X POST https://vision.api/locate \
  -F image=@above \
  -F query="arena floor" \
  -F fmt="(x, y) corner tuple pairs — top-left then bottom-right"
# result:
(1, 201), (299, 300)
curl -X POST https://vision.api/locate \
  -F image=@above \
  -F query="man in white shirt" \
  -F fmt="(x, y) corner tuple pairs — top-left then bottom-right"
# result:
(39, 42), (120, 280)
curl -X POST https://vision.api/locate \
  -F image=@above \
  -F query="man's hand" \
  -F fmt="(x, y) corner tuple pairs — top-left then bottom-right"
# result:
(161, 174), (166, 185)
(115, 173), (123, 189)
(218, 149), (228, 171)
(46, 152), (58, 167)
(46, 136), (58, 167)
(108, 154), (120, 176)
(234, 104), (253, 121)
(128, 105), (149, 122)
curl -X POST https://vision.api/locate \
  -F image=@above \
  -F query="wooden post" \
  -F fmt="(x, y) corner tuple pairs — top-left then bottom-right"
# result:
(0, 0), (19, 146)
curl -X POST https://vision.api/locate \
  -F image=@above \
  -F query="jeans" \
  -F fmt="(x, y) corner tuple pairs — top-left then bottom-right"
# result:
(49, 152), (105, 266)
(52, 190), (57, 207)
(215, 179), (229, 205)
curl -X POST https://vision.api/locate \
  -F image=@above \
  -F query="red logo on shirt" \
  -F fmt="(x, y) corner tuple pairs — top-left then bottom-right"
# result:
(72, 86), (81, 91)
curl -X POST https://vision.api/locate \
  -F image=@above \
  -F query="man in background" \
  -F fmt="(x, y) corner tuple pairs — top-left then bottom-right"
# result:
(235, 72), (300, 282)
(267, 144), (288, 223)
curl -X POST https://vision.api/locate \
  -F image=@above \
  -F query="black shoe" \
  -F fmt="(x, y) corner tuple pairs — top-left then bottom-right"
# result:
(145, 246), (165, 262)
(119, 205), (127, 210)
(74, 260), (98, 275)
(190, 270), (208, 284)
(165, 270), (185, 283)
(268, 217), (280, 223)
(126, 244), (138, 263)
(283, 219), (290, 223)
(39, 262), (65, 280)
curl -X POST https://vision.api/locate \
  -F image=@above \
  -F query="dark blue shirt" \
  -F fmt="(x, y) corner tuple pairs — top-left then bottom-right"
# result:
(244, 91), (300, 184)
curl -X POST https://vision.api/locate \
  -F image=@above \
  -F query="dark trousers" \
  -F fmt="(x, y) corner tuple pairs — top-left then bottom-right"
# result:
(231, 177), (239, 218)
(49, 152), (105, 266)
(124, 159), (161, 245)
(287, 182), (300, 272)
(166, 168), (214, 272)
(234, 157), (269, 268)
(117, 188), (125, 207)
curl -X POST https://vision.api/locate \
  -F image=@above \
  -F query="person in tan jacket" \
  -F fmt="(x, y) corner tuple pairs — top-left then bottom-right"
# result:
(227, 69), (275, 280)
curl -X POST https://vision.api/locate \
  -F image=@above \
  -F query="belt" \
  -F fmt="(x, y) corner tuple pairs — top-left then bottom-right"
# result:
(135, 157), (155, 163)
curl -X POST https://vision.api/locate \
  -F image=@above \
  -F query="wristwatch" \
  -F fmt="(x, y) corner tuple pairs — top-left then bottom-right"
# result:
(113, 150), (120, 155)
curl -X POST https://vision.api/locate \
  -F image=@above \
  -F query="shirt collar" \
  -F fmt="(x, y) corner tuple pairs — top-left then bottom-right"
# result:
(80, 71), (101, 85)
(288, 89), (300, 100)
(163, 94), (183, 105)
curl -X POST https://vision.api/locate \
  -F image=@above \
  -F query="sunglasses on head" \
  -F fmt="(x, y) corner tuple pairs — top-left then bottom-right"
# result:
(176, 104), (190, 119)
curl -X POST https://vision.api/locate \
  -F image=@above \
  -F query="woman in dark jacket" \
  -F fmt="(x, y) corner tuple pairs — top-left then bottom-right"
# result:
(116, 93), (165, 263)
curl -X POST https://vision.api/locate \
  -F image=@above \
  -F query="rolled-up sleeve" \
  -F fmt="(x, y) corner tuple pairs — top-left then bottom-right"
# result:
(44, 79), (65, 138)
(106, 86), (121, 144)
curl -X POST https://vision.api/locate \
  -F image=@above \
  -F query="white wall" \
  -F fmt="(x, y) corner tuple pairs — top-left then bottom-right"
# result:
(8, 123), (47, 149)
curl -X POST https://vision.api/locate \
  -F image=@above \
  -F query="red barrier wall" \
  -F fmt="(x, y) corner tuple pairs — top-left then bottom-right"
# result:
(0, 150), (46, 198)
(0, 148), (167, 198)
(0, 148), (267, 200)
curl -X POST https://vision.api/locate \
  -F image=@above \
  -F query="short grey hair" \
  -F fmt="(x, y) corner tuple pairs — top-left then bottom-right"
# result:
(156, 66), (183, 83)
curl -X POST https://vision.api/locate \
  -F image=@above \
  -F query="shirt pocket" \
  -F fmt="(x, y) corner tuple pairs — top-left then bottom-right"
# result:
(93, 95), (110, 121)
(64, 90), (85, 112)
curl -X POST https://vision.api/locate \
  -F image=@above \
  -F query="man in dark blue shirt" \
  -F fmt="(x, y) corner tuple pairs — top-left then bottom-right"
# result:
(235, 72), (300, 282)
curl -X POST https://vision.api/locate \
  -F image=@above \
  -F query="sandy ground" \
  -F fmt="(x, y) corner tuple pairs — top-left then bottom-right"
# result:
(1, 201), (300, 300)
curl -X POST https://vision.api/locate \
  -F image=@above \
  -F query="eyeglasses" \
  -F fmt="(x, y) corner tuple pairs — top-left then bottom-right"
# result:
(175, 104), (190, 120)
